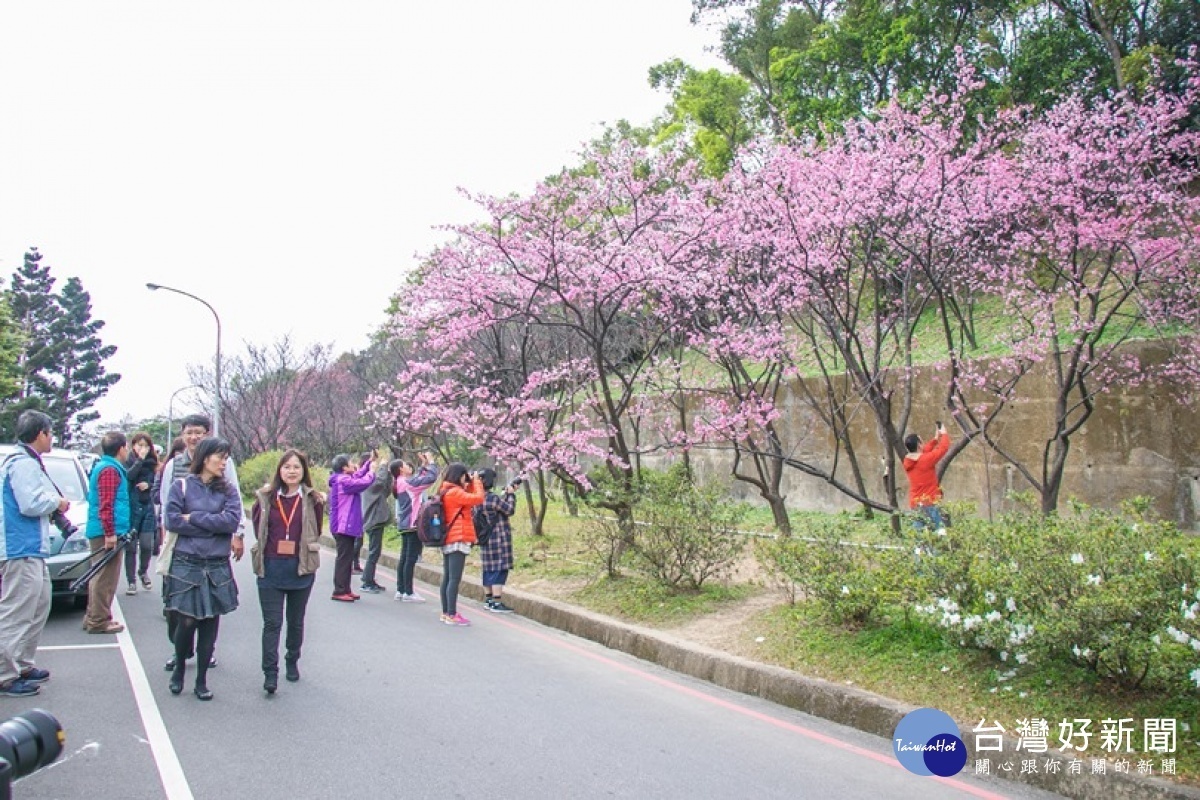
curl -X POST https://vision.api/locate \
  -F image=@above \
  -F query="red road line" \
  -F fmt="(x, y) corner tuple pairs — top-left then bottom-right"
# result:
(473, 606), (1012, 800)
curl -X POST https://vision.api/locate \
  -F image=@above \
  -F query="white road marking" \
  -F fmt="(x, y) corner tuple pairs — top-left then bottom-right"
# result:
(39, 643), (120, 650)
(111, 600), (195, 800)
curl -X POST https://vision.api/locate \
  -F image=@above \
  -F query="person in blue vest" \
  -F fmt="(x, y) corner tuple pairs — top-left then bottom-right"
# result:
(0, 411), (68, 697)
(83, 431), (132, 634)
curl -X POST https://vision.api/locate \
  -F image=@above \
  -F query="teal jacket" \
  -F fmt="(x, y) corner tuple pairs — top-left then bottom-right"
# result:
(86, 456), (131, 539)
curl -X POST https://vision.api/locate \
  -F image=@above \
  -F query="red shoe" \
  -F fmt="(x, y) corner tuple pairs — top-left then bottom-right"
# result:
(349, 592), (361, 600)
(331, 593), (356, 602)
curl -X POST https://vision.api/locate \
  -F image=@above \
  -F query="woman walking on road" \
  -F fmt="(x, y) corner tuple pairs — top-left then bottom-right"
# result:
(164, 437), (243, 700)
(436, 463), (484, 626)
(251, 450), (324, 695)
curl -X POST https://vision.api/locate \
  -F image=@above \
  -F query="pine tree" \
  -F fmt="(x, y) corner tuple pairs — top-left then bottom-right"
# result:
(48, 277), (119, 444)
(8, 248), (63, 402)
(0, 293), (23, 402)
(1, 248), (120, 445)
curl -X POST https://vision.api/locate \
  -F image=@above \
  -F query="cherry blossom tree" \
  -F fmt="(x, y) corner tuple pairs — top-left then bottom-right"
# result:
(366, 142), (713, 530)
(958, 67), (1200, 514)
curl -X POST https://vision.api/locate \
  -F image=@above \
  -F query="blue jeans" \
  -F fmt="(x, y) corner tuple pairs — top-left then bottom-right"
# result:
(912, 504), (946, 531)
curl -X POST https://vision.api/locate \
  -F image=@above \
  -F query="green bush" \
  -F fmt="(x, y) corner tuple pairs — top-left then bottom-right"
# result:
(632, 465), (747, 591)
(238, 451), (284, 499)
(237, 450), (331, 500)
(913, 498), (1199, 690)
(757, 516), (903, 627)
(578, 465), (747, 592)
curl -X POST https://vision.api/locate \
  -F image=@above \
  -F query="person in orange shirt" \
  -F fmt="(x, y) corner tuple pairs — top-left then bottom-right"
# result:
(435, 463), (485, 627)
(902, 421), (951, 532)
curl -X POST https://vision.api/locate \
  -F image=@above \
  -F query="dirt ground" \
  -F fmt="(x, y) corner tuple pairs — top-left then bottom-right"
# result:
(510, 550), (783, 660)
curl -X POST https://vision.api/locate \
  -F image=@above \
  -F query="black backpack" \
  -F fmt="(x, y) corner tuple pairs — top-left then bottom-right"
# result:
(415, 489), (462, 547)
(473, 503), (498, 547)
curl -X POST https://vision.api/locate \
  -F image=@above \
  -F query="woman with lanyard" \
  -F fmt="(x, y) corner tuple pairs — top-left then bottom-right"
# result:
(250, 449), (325, 695)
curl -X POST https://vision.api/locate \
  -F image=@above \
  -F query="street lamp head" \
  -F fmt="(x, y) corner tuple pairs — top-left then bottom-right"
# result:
(146, 283), (161, 291)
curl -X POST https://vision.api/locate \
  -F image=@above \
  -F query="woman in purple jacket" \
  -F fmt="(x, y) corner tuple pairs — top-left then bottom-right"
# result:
(328, 453), (374, 602)
(164, 437), (242, 700)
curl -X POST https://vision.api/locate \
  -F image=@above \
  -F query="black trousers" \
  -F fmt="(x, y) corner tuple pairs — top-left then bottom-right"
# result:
(332, 534), (356, 595)
(397, 532), (423, 595)
(361, 524), (386, 587)
(440, 550), (467, 616)
(258, 582), (313, 674)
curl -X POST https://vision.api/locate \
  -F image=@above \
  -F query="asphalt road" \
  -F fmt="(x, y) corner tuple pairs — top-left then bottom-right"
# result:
(8, 549), (1060, 800)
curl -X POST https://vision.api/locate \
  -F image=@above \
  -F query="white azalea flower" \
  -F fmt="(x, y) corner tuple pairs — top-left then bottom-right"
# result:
(1070, 553), (1085, 565)
(1006, 597), (1017, 613)
(1086, 574), (1102, 586)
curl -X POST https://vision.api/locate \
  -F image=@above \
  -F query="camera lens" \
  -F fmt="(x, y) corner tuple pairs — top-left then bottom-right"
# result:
(0, 709), (64, 780)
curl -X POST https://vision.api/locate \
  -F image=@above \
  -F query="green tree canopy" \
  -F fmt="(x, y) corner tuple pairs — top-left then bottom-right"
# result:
(2, 249), (120, 445)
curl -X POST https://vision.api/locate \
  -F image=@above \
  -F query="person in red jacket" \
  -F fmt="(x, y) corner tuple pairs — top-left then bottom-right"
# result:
(902, 421), (950, 532)
(436, 463), (485, 627)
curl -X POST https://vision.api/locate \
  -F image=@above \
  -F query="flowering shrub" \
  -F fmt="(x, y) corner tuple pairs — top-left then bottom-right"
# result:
(913, 499), (1198, 690)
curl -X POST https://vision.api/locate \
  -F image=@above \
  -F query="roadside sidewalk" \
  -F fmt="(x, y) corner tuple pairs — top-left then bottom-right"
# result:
(330, 536), (1200, 800)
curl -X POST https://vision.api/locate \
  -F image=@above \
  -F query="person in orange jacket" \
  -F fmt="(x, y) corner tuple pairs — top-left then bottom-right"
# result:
(903, 421), (951, 533)
(435, 463), (485, 626)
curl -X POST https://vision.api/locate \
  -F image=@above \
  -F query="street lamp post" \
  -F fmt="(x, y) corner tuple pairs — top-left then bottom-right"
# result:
(166, 384), (203, 444)
(146, 283), (222, 437)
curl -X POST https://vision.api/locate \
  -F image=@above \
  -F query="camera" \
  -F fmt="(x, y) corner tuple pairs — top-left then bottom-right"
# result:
(49, 509), (77, 540)
(510, 476), (525, 488)
(0, 709), (63, 787)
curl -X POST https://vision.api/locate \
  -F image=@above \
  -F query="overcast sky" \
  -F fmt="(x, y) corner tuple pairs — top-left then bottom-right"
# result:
(0, 1), (722, 430)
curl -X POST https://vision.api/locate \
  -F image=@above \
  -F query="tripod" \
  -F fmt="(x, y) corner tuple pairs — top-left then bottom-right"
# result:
(66, 536), (130, 594)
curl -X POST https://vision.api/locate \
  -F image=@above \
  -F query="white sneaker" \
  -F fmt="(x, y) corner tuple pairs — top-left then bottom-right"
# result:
(394, 591), (405, 601)
(401, 593), (425, 603)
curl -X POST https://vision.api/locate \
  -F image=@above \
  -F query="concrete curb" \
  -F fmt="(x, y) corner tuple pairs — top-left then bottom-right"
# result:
(327, 537), (1200, 800)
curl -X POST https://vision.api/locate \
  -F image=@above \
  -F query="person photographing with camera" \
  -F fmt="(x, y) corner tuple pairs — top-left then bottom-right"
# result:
(392, 451), (438, 603)
(436, 463), (485, 626)
(476, 469), (519, 613)
(0, 411), (69, 697)
(903, 420), (952, 533)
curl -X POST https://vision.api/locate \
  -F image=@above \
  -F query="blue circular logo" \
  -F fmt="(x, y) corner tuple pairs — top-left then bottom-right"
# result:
(893, 708), (967, 777)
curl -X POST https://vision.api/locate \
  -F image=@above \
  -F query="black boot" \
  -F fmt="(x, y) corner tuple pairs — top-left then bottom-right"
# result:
(263, 671), (278, 695)
(193, 662), (213, 700)
(284, 658), (300, 682)
(169, 662), (185, 695)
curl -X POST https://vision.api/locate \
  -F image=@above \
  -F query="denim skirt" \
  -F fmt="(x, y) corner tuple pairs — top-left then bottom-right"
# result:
(165, 553), (239, 619)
